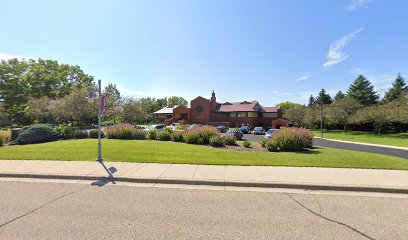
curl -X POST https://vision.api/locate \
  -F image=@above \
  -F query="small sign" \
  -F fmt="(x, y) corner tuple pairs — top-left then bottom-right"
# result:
(101, 95), (107, 114)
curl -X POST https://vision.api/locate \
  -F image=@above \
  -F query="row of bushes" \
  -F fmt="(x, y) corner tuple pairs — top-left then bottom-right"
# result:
(259, 128), (314, 152)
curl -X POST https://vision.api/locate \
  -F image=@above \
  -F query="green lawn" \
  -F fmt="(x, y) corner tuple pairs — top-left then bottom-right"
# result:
(0, 139), (407, 170)
(312, 130), (408, 148)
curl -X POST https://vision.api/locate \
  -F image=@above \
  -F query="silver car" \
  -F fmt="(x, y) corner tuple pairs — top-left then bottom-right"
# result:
(253, 127), (265, 135)
(265, 129), (279, 139)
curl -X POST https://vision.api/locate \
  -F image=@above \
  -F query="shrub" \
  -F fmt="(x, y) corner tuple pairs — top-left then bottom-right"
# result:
(243, 140), (251, 148)
(101, 120), (115, 127)
(56, 125), (77, 139)
(74, 130), (89, 139)
(106, 123), (137, 139)
(0, 130), (10, 145)
(170, 131), (184, 142)
(89, 129), (105, 139)
(133, 129), (147, 140)
(183, 130), (200, 144)
(223, 135), (237, 145)
(175, 124), (188, 131)
(157, 131), (171, 141)
(265, 140), (279, 152)
(266, 127), (314, 152)
(164, 127), (173, 134)
(209, 135), (225, 147)
(259, 139), (267, 148)
(147, 129), (158, 140)
(15, 124), (60, 145)
(183, 126), (218, 145)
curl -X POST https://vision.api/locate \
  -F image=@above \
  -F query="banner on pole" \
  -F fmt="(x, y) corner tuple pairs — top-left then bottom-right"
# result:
(101, 95), (107, 114)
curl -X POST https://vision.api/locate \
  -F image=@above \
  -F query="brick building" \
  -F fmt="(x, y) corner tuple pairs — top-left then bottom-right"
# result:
(153, 91), (283, 128)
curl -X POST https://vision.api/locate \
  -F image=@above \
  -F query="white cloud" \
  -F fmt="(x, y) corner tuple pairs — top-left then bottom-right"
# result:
(323, 27), (364, 68)
(344, 0), (373, 11)
(0, 52), (32, 61)
(296, 74), (311, 82)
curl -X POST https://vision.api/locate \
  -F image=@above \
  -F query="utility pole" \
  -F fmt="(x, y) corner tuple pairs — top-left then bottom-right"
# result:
(320, 102), (323, 139)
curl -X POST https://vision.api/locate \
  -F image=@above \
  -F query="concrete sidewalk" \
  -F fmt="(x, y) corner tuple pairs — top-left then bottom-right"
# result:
(1, 160), (408, 194)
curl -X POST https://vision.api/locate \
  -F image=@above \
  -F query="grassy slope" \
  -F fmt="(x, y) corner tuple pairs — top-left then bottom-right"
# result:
(0, 139), (407, 170)
(312, 130), (408, 148)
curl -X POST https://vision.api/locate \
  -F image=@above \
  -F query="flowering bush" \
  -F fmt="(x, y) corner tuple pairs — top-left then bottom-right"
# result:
(183, 126), (218, 145)
(222, 135), (237, 145)
(106, 123), (145, 140)
(266, 127), (313, 152)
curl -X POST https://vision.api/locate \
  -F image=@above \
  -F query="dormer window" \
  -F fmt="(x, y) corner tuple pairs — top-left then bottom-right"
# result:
(240, 101), (251, 104)
(223, 102), (232, 105)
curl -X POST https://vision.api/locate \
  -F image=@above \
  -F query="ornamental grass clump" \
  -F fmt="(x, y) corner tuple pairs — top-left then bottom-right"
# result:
(222, 135), (237, 145)
(183, 126), (218, 145)
(266, 127), (314, 152)
(170, 131), (184, 142)
(106, 123), (142, 140)
(243, 140), (251, 148)
(157, 131), (172, 141)
(209, 135), (225, 147)
(89, 129), (105, 139)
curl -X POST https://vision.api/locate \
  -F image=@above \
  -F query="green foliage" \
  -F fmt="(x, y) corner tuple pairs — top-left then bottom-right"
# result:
(266, 128), (314, 152)
(183, 131), (200, 144)
(15, 124), (60, 145)
(334, 91), (346, 101)
(183, 126), (218, 145)
(222, 135), (237, 145)
(209, 135), (225, 147)
(315, 88), (332, 104)
(347, 75), (379, 106)
(0, 135), (4, 147)
(326, 98), (362, 131)
(167, 96), (188, 107)
(74, 130), (89, 139)
(259, 139), (267, 148)
(276, 101), (303, 116)
(147, 129), (158, 140)
(106, 123), (144, 140)
(170, 131), (184, 142)
(157, 131), (172, 141)
(56, 125), (77, 139)
(101, 120), (115, 127)
(308, 95), (315, 107)
(89, 129), (105, 139)
(383, 74), (407, 103)
(175, 124), (188, 130)
(103, 83), (121, 99)
(265, 140), (279, 152)
(164, 127), (173, 134)
(243, 140), (251, 148)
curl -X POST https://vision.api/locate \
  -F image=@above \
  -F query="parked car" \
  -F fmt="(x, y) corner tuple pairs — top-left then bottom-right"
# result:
(225, 130), (244, 140)
(145, 124), (166, 132)
(187, 124), (202, 130)
(240, 126), (250, 134)
(253, 127), (265, 135)
(216, 125), (227, 133)
(265, 129), (279, 139)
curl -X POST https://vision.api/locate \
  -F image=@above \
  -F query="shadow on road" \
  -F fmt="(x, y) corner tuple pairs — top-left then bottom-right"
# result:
(90, 161), (117, 187)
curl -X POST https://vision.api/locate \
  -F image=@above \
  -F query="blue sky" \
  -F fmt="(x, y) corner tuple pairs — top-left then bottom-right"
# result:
(1, 0), (407, 105)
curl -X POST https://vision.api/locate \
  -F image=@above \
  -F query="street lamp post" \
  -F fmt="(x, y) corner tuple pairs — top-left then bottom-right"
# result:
(97, 79), (103, 162)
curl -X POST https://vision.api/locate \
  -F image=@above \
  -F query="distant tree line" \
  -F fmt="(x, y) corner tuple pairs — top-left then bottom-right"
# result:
(0, 58), (188, 126)
(283, 74), (408, 134)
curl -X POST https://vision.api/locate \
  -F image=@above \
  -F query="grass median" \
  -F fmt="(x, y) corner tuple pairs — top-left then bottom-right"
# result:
(0, 139), (407, 170)
(312, 130), (408, 148)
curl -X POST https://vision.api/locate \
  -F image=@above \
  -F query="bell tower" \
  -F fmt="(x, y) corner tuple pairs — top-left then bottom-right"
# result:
(211, 90), (216, 103)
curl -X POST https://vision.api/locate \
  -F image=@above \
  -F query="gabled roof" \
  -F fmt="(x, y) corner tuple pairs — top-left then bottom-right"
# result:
(216, 101), (260, 112)
(153, 106), (177, 114)
(259, 107), (279, 113)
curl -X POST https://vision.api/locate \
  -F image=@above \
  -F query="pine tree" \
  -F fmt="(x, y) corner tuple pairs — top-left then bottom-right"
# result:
(383, 74), (407, 102)
(315, 88), (332, 104)
(334, 91), (346, 101)
(308, 95), (315, 107)
(347, 75), (379, 106)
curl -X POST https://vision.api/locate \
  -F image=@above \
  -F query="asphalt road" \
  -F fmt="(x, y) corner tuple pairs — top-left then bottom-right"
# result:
(1, 181), (408, 240)
(243, 134), (408, 159)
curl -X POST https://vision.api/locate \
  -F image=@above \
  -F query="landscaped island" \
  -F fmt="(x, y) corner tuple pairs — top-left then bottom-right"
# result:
(0, 139), (407, 170)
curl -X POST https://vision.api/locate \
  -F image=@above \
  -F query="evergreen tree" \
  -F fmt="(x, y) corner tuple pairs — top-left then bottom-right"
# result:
(315, 88), (332, 104)
(347, 75), (379, 106)
(334, 91), (346, 101)
(308, 95), (315, 107)
(383, 74), (407, 102)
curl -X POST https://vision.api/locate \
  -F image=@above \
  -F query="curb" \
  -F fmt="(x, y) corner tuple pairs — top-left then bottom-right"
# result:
(1, 173), (408, 195)
(314, 137), (408, 151)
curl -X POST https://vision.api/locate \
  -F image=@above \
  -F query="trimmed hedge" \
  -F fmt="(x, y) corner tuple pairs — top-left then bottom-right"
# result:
(15, 124), (60, 145)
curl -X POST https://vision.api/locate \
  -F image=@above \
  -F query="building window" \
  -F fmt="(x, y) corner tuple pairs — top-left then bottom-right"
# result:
(196, 105), (203, 112)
